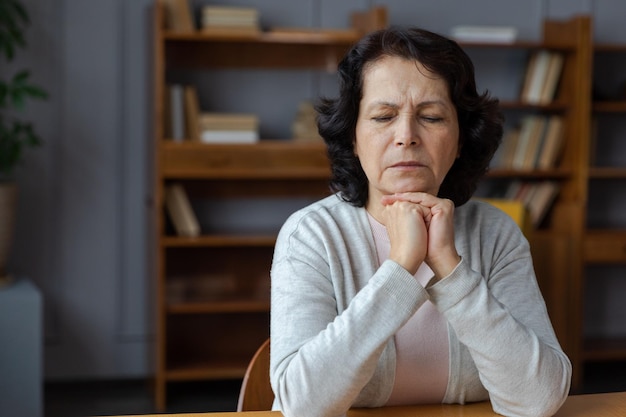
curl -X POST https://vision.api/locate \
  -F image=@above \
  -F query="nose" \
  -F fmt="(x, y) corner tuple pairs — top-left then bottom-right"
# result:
(395, 116), (419, 147)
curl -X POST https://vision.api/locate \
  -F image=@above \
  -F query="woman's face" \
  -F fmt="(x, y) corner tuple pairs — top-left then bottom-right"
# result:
(355, 55), (460, 210)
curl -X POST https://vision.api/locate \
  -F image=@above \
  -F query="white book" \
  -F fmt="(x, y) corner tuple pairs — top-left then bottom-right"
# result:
(200, 130), (259, 144)
(538, 53), (564, 104)
(524, 51), (552, 104)
(451, 25), (517, 44)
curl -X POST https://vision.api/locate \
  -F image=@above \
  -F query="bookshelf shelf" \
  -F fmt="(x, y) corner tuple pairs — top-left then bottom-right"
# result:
(486, 168), (572, 179)
(583, 230), (626, 263)
(588, 167), (626, 179)
(161, 234), (277, 248)
(459, 40), (575, 51)
(583, 337), (626, 361)
(498, 101), (569, 111)
(592, 101), (626, 112)
(161, 141), (330, 180)
(168, 300), (270, 314)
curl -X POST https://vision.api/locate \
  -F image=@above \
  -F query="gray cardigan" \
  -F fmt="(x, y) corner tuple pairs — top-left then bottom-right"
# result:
(270, 195), (571, 417)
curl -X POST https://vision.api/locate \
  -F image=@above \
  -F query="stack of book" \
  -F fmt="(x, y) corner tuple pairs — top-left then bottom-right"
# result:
(201, 5), (260, 35)
(500, 181), (560, 227)
(199, 113), (259, 144)
(491, 115), (565, 171)
(519, 50), (564, 104)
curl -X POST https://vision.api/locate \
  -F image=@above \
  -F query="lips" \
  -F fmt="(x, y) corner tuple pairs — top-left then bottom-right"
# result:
(391, 161), (424, 168)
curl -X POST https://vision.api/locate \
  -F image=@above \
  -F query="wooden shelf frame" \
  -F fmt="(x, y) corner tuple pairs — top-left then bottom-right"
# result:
(584, 40), (626, 366)
(152, 0), (596, 406)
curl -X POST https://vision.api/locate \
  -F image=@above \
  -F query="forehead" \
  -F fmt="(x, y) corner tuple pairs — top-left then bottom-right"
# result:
(360, 55), (450, 102)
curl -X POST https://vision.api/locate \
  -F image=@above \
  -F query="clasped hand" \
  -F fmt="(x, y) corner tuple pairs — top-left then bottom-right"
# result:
(381, 192), (461, 280)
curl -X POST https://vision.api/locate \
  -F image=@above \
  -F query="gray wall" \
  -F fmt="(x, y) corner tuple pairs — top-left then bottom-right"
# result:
(6, 0), (625, 379)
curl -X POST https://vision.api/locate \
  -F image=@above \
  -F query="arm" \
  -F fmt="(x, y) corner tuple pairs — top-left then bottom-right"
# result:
(269, 211), (428, 417)
(428, 208), (571, 417)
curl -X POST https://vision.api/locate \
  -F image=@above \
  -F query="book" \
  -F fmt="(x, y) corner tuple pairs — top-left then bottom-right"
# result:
(164, 184), (200, 237)
(201, 130), (259, 144)
(161, 0), (195, 32)
(527, 181), (560, 227)
(199, 112), (259, 144)
(521, 116), (548, 169)
(199, 113), (259, 131)
(512, 116), (542, 169)
(292, 101), (323, 142)
(201, 5), (260, 33)
(536, 116), (565, 169)
(499, 181), (560, 227)
(521, 50), (552, 104)
(492, 128), (519, 169)
(184, 86), (201, 142)
(538, 53), (564, 104)
(450, 25), (518, 44)
(167, 84), (185, 142)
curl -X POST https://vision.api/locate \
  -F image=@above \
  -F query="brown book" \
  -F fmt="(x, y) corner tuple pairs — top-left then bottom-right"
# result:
(184, 86), (201, 142)
(521, 116), (548, 169)
(495, 128), (520, 169)
(161, 0), (195, 32)
(521, 51), (552, 104)
(164, 184), (200, 237)
(536, 116), (565, 169)
(199, 112), (259, 131)
(528, 181), (560, 226)
(512, 116), (541, 169)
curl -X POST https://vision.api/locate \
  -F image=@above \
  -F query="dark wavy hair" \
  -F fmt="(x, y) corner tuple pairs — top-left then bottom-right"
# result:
(316, 26), (503, 207)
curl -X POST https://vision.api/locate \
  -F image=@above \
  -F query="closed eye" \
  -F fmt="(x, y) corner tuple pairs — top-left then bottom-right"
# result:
(422, 116), (443, 123)
(372, 115), (394, 122)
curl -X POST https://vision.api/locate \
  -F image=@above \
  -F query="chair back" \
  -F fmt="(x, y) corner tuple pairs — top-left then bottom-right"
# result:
(237, 338), (274, 411)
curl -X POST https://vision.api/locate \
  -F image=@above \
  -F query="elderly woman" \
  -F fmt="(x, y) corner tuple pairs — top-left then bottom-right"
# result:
(269, 27), (571, 417)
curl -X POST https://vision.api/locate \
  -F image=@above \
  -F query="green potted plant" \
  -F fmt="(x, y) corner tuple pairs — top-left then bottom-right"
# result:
(0, 0), (48, 285)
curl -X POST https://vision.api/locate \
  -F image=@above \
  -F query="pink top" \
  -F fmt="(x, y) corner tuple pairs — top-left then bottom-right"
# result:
(367, 213), (450, 405)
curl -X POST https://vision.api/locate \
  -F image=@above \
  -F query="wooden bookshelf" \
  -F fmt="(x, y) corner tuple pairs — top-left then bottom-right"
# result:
(153, 0), (594, 407)
(581, 40), (626, 373)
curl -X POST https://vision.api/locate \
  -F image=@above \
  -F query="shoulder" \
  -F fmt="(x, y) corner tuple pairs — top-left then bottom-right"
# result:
(455, 199), (528, 246)
(277, 193), (365, 241)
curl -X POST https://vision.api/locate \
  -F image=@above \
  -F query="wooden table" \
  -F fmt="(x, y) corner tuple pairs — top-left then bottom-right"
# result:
(126, 391), (626, 417)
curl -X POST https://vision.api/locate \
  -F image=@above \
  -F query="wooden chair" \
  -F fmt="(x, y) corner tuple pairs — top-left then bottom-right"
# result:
(237, 338), (274, 412)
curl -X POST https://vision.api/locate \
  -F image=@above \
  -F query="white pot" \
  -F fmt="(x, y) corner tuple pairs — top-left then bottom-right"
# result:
(0, 182), (17, 285)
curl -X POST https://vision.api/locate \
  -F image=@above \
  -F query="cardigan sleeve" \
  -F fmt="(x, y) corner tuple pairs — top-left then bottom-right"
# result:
(269, 210), (429, 417)
(426, 206), (571, 417)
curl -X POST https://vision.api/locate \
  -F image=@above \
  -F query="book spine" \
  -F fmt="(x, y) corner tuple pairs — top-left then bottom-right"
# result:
(170, 84), (185, 142)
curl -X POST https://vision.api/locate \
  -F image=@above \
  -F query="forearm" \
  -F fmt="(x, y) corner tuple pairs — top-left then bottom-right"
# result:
(271, 259), (428, 417)
(428, 259), (571, 417)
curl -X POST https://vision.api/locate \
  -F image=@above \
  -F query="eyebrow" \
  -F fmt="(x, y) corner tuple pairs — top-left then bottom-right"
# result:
(366, 100), (449, 110)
